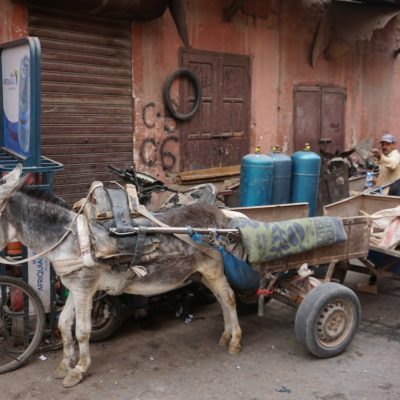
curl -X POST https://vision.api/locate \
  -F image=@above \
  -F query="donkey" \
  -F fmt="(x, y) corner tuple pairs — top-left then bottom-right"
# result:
(0, 165), (242, 387)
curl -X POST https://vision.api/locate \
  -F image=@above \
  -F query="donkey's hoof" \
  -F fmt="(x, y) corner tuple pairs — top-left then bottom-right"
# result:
(62, 369), (83, 388)
(228, 341), (242, 355)
(218, 332), (231, 347)
(54, 364), (69, 379)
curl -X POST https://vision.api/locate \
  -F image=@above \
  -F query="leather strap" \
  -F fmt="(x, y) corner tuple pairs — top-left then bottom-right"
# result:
(135, 204), (221, 261)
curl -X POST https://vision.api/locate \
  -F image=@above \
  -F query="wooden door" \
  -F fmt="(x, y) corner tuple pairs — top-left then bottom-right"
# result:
(293, 85), (346, 154)
(181, 50), (250, 171)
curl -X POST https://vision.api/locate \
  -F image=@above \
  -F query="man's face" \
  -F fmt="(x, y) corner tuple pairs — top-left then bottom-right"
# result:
(380, 141), (396, 156)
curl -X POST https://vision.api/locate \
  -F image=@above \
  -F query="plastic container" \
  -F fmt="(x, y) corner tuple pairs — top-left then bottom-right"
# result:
(290, 144), (321, 216)
(239, 146), (273, 207)
(268, 145), (292, 204)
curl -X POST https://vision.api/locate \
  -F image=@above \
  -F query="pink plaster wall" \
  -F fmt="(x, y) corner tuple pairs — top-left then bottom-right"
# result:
(132, 0), (280, 179)
(0, 0), (27, 43)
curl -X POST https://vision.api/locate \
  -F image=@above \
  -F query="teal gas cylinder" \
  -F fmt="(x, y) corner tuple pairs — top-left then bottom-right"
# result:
(290, 144), (321, 216)
(239, 147), (273, 207)
(268, 145), (292, 204)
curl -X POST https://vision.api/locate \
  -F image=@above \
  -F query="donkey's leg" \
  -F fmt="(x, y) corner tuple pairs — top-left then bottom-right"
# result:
(62, 288), (95, 388)
(200, 261), (242, 355)
(55, 293), (75, 379)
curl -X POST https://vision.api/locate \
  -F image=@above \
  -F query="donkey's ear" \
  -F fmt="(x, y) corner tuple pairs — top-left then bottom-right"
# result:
(0, 164), (26, 197)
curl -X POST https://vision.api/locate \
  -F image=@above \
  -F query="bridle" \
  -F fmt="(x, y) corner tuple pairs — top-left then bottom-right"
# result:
(0, 178), (100, 266)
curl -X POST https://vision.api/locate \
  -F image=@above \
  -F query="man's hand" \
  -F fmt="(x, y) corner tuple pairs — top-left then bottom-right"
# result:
(371, 148), (382, 160)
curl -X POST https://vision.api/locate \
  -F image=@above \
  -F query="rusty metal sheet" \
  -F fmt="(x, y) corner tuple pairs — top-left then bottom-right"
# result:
(29, 6), (133, 205)
(28, 0), (169, 20)
(28, 0), (189, 46)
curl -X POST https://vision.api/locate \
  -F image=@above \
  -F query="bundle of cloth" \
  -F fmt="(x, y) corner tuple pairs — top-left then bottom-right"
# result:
(229, 216), (347, 264)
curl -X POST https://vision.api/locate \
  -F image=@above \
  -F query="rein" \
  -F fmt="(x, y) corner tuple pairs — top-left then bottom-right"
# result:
(0, 183), (102, 266)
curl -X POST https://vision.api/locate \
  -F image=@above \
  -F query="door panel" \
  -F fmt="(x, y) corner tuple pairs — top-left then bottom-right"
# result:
(181, 50), (250, 171)
(293, 85), (346, 154)
(293, 87), (321, 152)
(321, 88), (346, 153)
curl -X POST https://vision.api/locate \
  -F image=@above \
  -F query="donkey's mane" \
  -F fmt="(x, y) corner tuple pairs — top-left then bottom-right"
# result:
(19, 186), (72, 210)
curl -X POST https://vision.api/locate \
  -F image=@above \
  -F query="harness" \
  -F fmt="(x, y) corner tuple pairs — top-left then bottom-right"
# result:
(0, 175), (221, 271)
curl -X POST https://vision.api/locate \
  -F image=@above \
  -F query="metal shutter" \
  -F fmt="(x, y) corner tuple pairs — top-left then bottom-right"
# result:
(28, 6), (133, 204)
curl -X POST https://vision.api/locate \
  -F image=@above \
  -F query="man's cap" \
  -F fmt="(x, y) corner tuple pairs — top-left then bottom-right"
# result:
(380, 133), (396, 144)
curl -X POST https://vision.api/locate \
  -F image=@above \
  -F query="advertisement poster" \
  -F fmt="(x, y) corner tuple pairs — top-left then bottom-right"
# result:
(1, 44), (31, 159)
(28, 249), (51, 313)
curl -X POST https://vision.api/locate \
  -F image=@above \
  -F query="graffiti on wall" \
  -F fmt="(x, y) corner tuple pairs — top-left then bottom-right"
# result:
(139, 101), (179, 172)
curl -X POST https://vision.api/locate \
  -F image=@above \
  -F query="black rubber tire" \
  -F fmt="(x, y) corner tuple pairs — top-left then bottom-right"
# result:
(234, 289), (270, 316)
(295, 282), (360, 358)
(163, 68), (201, 121)
(0, 276), (46, 373)
(90, 294), (125, 343)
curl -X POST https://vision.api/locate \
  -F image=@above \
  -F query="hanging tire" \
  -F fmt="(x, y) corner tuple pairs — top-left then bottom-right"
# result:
(163, 68), (201, 121)
(90, 293), (125, 343)
(294, 282), (360, 358)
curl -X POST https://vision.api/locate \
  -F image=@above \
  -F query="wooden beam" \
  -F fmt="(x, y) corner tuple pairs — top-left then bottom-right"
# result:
(175, 165), (240, 184)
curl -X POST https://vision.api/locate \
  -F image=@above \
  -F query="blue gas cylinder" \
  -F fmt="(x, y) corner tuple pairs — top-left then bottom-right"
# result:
(290, 144), (321, 216)
(239, 146), (273, 207)
(268, 146), (292, 204)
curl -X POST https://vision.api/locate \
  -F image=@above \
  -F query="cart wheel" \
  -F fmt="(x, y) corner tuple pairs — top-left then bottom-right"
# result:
(90, 293), (124, 342)
(294, 282), (360, 358)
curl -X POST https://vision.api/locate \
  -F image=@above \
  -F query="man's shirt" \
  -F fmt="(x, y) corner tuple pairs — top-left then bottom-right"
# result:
(376, 149), (400, 190)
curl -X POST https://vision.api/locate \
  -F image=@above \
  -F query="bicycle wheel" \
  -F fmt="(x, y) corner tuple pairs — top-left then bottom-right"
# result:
(0, 276), (46, 373)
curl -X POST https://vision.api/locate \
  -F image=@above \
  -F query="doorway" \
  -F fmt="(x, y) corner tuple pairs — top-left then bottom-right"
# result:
(180, 49), (251, 171)
(293, 85), (346, 154)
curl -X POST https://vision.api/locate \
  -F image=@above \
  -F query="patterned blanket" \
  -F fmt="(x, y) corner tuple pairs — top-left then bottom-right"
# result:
(229, 217), (347, 264)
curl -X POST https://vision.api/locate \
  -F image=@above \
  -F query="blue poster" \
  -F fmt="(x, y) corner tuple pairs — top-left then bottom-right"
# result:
(2, 44), (31, 159)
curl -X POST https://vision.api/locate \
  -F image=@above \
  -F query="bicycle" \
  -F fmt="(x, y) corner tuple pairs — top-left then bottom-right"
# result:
(0, 275), (46, 373)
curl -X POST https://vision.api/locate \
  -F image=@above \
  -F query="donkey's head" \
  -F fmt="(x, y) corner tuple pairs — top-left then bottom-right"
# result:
(0, 164), (26, 249)
(0, 164), (26, 203)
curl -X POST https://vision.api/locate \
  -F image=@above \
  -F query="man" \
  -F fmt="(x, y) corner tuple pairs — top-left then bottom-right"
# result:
(357, 132), (400, 295)
(371, 132), (400, 193)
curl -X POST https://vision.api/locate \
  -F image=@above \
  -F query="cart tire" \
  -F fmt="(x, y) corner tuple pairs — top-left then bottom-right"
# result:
(294, 282), (360, 358)
(90, 294), (124, 342)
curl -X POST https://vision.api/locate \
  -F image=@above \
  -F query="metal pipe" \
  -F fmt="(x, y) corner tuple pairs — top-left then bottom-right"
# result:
(109, 226), (240, 236)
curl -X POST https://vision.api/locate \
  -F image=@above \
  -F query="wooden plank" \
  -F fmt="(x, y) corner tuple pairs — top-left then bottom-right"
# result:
(175, 165), (240, 183)
(231, 203), (309, 223)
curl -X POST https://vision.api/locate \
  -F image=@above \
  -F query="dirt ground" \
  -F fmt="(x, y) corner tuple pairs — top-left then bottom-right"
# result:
(1, 272), (400, 400)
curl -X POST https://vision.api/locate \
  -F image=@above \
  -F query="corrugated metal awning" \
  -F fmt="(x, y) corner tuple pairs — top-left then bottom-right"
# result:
(27, 0), (189, 47)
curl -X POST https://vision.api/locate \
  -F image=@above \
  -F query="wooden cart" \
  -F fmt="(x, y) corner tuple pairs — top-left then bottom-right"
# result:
(231, 203), (371, 358)
(323, 193), (400, 282)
